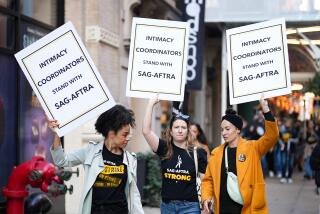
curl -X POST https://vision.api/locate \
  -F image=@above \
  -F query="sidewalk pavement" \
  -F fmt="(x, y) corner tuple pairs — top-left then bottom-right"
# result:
(143, 172), (320, 214)
(266, 172), (320, 214)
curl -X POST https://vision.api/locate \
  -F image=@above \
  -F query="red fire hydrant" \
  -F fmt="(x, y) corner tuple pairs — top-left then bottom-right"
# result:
(2, 156), (68, 214)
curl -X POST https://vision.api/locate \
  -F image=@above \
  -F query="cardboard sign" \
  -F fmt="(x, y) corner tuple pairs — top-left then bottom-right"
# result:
(226, 18), (291, 105)
(126, 18), (189, 101)
(15, 22), (115, 137)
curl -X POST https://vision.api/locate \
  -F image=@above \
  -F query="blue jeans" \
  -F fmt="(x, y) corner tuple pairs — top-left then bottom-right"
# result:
(274, 143), (282, 175)
(261, 155), (267, 176)
(281, 150), (294, 178)
(160, 201), (200, 214)
(305, 156), (312, 177)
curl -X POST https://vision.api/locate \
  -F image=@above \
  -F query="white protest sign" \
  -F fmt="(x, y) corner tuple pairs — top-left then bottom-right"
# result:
(226, 18), (291, 105)
(15, 22), (115, 137)
(126, 18), (189, 101)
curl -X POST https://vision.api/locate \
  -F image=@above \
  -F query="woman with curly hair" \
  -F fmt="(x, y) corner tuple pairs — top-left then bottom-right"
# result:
(48, 105), (144, 214)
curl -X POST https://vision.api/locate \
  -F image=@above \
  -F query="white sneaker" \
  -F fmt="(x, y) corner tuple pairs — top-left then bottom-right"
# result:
(288, 178), (293, 184)
(277, 173), (282, 178)
(269, 171), (274, 178)
(280, 178), (287, 183)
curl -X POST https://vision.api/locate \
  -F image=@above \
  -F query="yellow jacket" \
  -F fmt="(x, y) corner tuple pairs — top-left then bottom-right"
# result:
(202, 120), (279, 214)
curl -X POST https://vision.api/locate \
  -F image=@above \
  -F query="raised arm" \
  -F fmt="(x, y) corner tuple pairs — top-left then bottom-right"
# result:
(259, 95), (272, 115)
(48, 119), (62, 149)
(48, 119), (87, 167)
(142, 97), (160, 152)
(254, 96), (279, 156)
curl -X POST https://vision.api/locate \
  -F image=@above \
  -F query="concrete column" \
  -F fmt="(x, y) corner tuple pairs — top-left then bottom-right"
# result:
(221, 29), (228, 145)
(127, 98), (154, 153)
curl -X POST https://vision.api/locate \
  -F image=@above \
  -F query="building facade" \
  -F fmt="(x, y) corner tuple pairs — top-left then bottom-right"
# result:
(3, 0), (319, 213)
(63, 0), (182, 213)
(204, 0), (320, 146)
(0, 0), (65, 212)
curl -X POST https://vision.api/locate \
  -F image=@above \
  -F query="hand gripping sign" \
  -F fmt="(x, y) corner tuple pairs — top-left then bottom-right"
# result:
(15, 22), (115, 137)
(226, 18), (291, 105)
(126, 18), (189, 101)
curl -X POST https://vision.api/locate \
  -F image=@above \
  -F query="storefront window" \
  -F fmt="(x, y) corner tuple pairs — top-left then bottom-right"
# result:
(20, 21), (48, 48)
(0, 0), (63, 208)
(19, 21), (53, 163)
(0, 13), (15, 49)
(0, 53), (17, 203)
(21, 0), (57, 26)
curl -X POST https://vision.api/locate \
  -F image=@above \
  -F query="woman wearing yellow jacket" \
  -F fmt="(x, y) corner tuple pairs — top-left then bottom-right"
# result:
(201, 98), (279, 214)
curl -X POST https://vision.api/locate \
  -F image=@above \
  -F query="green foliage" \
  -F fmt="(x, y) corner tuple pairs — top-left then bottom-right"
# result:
(305, 72), (320, 96)
(137, 152), (162, 207)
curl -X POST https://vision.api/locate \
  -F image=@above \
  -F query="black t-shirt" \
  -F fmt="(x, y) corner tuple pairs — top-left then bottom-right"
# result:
(156, 139), (207, 202)
(92, 145), (128, 211)
(220, 146), (243, 214)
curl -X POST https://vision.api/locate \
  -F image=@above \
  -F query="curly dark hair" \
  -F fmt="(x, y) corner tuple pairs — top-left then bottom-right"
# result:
(95, 105), (135, 137)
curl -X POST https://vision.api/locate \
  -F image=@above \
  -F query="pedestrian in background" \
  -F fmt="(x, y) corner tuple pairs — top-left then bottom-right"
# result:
(274, 118), (284, 178)
(293, 120), (304, 173)
(190, 122), (210, 160)
(48, 105), (144, 214)
(143, 97), (207, 214)
(310, 140), (320, 195)
(279, 118), (299, 184)
(304, 120), (318, 179)
(201, 97), (279, 214)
